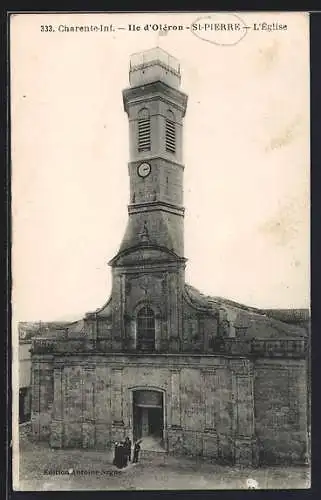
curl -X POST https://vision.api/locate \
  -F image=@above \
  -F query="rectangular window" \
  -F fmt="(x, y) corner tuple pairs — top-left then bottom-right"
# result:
(137, 306), (155, 352)
(138, 118), (151, 152)
(165, 119), (176, 153)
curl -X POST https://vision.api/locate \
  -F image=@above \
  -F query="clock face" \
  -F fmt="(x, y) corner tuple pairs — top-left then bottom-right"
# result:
(137, 162), (151, 178)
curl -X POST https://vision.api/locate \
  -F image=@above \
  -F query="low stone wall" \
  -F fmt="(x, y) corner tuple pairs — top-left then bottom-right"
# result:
(19, 421), (32, 439)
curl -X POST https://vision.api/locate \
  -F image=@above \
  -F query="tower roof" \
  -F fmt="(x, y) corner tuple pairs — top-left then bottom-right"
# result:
(128, 47), (181, 89)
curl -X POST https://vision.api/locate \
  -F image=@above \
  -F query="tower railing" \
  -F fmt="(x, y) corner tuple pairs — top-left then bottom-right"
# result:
(129, 48), (180, 74)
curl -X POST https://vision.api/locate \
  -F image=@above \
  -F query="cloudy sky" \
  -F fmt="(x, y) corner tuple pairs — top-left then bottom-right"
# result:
(11, 12), (310, 321)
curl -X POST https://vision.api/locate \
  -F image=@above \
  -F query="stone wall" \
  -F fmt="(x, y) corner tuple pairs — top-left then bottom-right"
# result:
(31, 356), (54, 440)
(254, 358), (308, 464)
(31, 349), (308, 465)
(41, 354), (258, 465)
(182, 302), (218, 352)
(110, 265), (186, 351)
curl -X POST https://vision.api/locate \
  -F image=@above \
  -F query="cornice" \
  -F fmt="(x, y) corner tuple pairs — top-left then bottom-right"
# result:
(123, 80), (188, 116)
(128, 201), (185, 217)
(129, 156), (185, 170)
(108, 243), (186, 267)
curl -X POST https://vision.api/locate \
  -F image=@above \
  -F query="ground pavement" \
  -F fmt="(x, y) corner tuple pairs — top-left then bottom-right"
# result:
(15, 424), (310, 491)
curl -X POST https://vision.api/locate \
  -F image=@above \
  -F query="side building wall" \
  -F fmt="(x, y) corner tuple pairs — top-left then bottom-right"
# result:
(254, 357), (308, 464)
(31, 355), (54, 440)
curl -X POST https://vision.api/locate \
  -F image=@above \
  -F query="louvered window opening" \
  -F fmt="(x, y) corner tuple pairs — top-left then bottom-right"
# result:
(166, 119), (176, 153)
(138, 118), (151, 152)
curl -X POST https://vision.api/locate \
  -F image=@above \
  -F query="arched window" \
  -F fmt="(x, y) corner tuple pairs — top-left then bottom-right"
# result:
(165, 109), (176, 153)
(137, 306), (155, 352)
(137, 108), (151, 152)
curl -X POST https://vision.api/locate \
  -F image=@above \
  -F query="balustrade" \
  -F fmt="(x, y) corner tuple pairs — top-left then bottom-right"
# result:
(32, 335), (307, 357)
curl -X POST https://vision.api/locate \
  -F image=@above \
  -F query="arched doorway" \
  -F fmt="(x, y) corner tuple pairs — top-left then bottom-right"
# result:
(132, 389), (164, 449)
(136, 306), (156, 352)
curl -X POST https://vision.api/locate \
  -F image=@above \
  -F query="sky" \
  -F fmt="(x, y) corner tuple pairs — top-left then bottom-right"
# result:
(11, 12), (310, 322)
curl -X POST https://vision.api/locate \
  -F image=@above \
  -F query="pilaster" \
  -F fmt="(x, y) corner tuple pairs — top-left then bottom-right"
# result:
(110, 271), (123, 351)
(170, 368), (182, 429)
(111, 367), (124, 426)
(82, 364), (96, 448)
(201, 369), (218, 458)
(50, 364), (63, 448)
(31, 363), (40, 438)
(229, 359), (258, 466)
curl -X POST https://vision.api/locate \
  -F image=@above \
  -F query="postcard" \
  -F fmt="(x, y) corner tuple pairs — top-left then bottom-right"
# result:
(11, 11), (310, 490)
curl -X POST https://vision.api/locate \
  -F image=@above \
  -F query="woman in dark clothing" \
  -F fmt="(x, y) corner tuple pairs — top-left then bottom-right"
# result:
(121, 442), (128, 468)
(113, 442), (126, 469)
(132, 440), (141, 463)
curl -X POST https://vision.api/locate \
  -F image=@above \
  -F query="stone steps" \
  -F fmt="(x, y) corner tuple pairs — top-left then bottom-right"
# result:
(139, 449), (168, 462)
(140, 449), (166, 456)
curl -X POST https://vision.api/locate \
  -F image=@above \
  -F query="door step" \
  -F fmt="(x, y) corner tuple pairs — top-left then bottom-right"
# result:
(139, 449), (168, 464)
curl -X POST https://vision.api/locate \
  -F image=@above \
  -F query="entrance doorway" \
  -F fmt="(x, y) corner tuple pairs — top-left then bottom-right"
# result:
(133, 390), (164, 450)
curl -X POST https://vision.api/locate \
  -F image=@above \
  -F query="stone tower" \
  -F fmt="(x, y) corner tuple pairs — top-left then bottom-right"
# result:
(108, 48), (188, 352)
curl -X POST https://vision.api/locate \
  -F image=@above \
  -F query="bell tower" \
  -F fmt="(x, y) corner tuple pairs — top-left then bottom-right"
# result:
(118, 47), (188, 257)
(109, 48), (188, 352)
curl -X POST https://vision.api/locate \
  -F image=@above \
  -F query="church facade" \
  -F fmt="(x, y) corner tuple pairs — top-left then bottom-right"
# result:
(30, 48), (309, 466)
